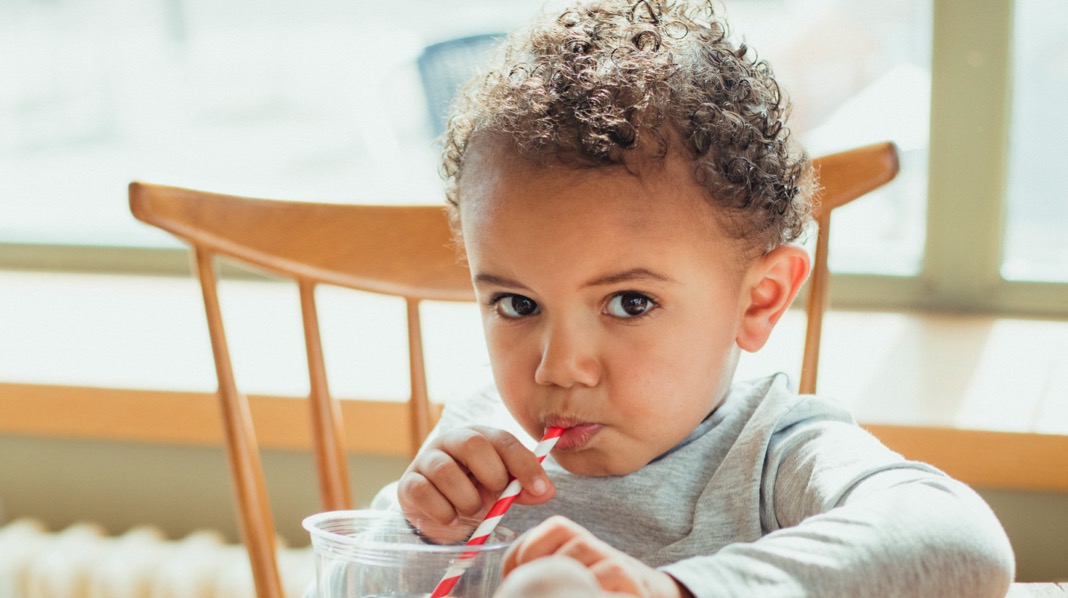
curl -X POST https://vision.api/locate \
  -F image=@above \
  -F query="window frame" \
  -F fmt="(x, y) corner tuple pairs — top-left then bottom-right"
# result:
(3, 0), (1065, 318)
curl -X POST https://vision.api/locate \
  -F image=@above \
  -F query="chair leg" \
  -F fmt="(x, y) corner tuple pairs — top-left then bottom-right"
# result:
(195, 248), (284, 598)
(406, 298), (432, 457)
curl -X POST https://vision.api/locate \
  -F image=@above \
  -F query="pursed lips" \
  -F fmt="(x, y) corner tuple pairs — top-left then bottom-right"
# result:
(543, 418), (603, 451)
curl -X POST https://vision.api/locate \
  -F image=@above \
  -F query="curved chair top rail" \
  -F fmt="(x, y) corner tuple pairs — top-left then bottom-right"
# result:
(128, 142), (897, 304)
(129, 182), (475, 302)
(812, 141), (900, 217)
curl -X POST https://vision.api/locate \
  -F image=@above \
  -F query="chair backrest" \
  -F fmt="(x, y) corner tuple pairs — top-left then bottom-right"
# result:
(800, 141), (900, 394)
(129, 183), (474, 598)
(126, 140), (896, 598)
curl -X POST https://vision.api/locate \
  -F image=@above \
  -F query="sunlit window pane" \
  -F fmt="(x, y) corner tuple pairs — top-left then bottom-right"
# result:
(1002, 0), (1068, 283)
(1, 0), (930, 271)
(0, 0), (539, 247)
(727, 0), (931, 276)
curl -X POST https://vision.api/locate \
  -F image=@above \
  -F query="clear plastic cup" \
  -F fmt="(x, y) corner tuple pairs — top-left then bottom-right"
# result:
(302, 510), (517, 598)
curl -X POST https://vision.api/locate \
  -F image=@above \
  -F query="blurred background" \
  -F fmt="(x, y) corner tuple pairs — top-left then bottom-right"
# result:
(2, 0), (1064, 285)
(1, 0), (1066, 593)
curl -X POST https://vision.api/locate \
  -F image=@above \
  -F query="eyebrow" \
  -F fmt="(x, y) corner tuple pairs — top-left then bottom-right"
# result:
(473, 273), (530, 290)
(473, 268), (674, 290)
(584, 268), (675, 287)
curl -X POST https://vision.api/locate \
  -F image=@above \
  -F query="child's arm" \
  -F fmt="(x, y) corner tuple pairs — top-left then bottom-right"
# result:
(502, 418), (1014, 597)
(659, 420), (1015, 597)
(665, 471), (1013, 597)
(398, 425), (555, 542)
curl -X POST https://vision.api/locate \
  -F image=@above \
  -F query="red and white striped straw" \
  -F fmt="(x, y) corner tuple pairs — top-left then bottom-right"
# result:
(429, 426), (564, 598)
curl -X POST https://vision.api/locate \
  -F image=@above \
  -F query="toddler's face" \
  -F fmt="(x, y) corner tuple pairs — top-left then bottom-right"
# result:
(458, 140), (749, 476)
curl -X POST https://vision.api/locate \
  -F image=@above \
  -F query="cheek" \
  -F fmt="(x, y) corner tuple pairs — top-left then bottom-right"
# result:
(483, 323), (535, 388)
(483, 324), (546, 437)
(611, 312), (734, 404)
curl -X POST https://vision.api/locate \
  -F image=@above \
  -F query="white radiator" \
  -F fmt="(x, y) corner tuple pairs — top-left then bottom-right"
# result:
(0, 518), (314, 598)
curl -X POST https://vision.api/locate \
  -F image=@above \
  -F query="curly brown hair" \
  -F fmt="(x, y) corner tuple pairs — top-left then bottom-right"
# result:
(442, 0), (814, 257)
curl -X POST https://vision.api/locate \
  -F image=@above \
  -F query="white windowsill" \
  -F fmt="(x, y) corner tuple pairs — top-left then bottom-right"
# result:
(2, 269), (1067, 436)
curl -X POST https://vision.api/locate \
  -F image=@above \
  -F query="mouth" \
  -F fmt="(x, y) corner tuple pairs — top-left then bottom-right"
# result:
(545, 419), (603, 451)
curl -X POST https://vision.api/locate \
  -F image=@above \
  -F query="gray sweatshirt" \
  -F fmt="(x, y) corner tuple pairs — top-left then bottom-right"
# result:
(375, 374), (1015, 597)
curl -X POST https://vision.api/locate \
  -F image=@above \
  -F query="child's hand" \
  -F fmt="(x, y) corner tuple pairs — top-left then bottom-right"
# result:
(398, 426), (555, 541)
(494, 555), (631, 597)
(501, 516), (692, 598)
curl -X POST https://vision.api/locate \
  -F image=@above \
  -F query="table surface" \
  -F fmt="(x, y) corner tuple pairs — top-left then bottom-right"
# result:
(1008, 583), (1068, 597)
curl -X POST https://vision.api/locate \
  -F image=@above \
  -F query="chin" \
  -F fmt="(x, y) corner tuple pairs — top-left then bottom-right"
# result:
(555, 452), (645, 477)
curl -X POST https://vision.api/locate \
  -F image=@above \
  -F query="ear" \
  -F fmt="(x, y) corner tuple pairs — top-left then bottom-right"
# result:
(736, 244), (811, 352)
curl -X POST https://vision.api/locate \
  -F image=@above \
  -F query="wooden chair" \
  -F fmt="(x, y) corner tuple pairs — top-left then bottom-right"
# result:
(800, 141), (899, 394)
(127, 140), (897, 598)
(129, 184), (475, 598)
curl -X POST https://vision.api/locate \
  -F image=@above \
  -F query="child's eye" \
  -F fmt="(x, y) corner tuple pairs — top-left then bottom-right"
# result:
(605, 292), (656, 318)
(492, 294), (540, 319)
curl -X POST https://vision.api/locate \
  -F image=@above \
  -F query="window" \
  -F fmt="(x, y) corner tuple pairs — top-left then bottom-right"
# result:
(0, 0), (542, 249)
(729, 0), (931, 277)
(2, 0), (1065, 317)
(1002, 0), (1068, 283)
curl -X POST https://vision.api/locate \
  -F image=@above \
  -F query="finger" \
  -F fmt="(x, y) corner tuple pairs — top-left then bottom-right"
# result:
(553, 533), (614, 568)
(496, 556), (602, 598)
(410, 448), (485, 518)
(502, 516), (586, 575)
(397, 469), (459, 526)
(471, 426), (555, 503)
(589, 559), (644, 596)
(439, 428), (512, 496)
(521, 523), (654, 596)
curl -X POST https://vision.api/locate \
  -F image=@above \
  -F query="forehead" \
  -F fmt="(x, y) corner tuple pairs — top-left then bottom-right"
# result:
(458, 137), (717, 232)
(456, 137), (745, 273)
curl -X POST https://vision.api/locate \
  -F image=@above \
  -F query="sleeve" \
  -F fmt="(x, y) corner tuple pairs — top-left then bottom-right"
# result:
(662, 407), (1015, 597)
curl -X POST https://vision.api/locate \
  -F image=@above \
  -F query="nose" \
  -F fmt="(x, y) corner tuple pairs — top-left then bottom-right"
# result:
(533, 318), (601, 388)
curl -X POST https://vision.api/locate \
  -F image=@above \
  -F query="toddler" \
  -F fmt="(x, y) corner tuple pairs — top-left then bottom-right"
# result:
(376, 1), (1015, 595)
